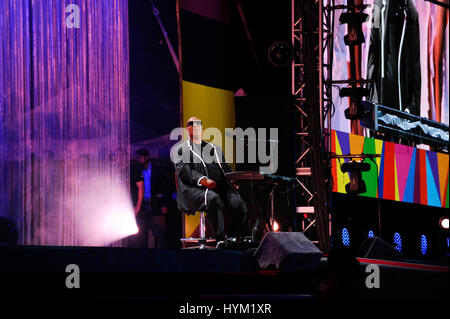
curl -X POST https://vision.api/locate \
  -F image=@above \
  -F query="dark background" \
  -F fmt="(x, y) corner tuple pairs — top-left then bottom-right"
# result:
(128, 0), (448, 260)
(128, 0), (292, 143)
(128, 0), (296, 242)
(128, 0), (180, 141)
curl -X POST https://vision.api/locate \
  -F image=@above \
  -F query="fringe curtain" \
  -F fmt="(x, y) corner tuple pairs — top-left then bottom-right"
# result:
(0, 0), (130, 246)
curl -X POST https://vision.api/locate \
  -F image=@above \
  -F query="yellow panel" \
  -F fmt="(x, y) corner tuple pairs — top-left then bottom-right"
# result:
(185, 213), (200, 238)
(334, 134), (350, 193)
(182, 80), (235, 162)
(374, 139), (384, 176)
(182, 80), (236, 237)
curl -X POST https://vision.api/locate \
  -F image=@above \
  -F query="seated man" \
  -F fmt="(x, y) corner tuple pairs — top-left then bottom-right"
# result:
(172, 116), (247, 241)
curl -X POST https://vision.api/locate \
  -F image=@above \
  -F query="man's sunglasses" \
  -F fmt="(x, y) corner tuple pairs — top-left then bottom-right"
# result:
(187, 120), (202, 127)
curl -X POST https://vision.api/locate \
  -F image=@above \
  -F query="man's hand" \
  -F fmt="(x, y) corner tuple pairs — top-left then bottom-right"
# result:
(200, 177), (217, 190)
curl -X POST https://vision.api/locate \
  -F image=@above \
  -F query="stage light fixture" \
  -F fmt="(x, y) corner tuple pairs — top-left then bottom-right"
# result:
(339, 11), (368, 46)
(439, 217), (449, 230)
(339, 87), (370, 120)
(272, 220), (280, 232)
(394, 232), (402, 253)
(368, 230), (374, 238)
(340, 160), (371, 195)
(268, 41), (293, 67)
(420, 235), (428, 256)
(342, 228), (350, 246)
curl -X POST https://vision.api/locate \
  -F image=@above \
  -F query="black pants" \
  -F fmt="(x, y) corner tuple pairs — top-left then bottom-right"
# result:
(205, 188), (247, 240)
(128, 202), (168, 248)
(147, 212), (168, 249)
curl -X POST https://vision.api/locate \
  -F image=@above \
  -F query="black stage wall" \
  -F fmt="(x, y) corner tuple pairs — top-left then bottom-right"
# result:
(332, 193), (449, 261)
(234, 95), (296, 239)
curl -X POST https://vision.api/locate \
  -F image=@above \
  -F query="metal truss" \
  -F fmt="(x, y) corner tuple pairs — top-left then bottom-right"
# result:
(292, 0), (332, 252)
(292, 0), (314, 240)
(321, 0), (335, 245)
(322, 0), (334, 136)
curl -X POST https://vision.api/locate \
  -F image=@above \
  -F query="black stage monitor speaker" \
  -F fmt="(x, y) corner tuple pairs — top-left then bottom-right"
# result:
(254, 232), (323, 271)
(358, 236), (403, 261)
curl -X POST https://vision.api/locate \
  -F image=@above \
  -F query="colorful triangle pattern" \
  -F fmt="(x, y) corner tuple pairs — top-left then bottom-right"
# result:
(331, 130), (449, 208)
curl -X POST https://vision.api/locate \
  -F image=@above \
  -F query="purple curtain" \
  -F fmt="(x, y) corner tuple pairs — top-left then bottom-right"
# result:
(0, 0), (130, 246)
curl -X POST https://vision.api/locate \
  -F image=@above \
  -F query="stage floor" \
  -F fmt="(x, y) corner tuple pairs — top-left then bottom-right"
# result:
(0, 245), (448, 301)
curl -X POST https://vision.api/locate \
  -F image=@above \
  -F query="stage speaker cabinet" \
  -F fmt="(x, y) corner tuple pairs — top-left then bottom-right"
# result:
(254, 232), (323, 271)
(358, 236), (403, 261)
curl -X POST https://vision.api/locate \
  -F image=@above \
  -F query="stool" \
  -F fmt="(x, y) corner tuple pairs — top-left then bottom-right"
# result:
(180, 211), (216, 249)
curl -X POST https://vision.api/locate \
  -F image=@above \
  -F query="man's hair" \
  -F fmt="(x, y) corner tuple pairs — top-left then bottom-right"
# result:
(136, 148), (150, 157)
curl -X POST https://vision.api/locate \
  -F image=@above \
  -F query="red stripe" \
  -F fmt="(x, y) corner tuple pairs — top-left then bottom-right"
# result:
(259, 270), (279, 276)
(257, 259), (448, 273)
(418, 149), (428, 205)
(443, 168), (449, 207)
(357, 258), (449, 272)
(383, 142), (396, 200)
(331, 130), (337, 192)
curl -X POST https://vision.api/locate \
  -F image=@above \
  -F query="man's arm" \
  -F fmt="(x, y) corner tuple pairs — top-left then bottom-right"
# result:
(173, 142), (208, 186)
(176, 162), (207, 186)
(409, 5), (421, 116)
(134, 181), (144, 215)
(366, 0), (381, 103)
(176, 160), (216, 190)
(158, 168), (171, 215)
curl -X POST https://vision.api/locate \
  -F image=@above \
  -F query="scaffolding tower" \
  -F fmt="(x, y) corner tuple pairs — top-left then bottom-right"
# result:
(292, 0), (333, 252)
